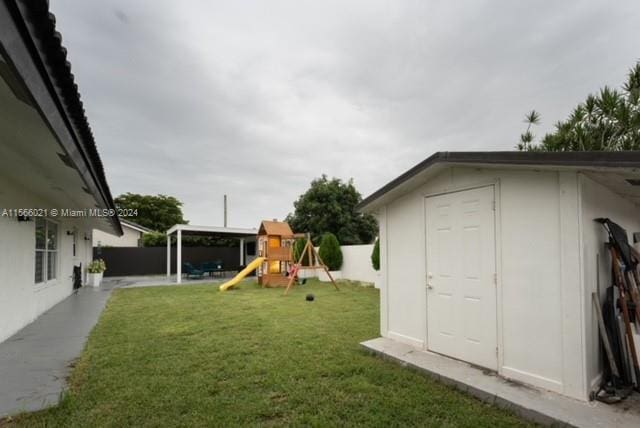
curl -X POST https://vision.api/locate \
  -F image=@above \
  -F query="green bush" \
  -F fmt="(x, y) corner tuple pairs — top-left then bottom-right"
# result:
(371, 238), (380, 271)
(319, 233), (342, 271)
(292, 238), (310, 265)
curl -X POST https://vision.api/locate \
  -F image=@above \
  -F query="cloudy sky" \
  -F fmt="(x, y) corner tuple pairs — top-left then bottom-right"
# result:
(50, 0), (640, 228)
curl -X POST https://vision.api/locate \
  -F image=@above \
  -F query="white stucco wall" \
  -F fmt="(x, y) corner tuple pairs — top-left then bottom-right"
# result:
(579, 174), (640, 394)
(339, 244), (379, 285)
(93, 226), (142, 247)
(0, 174), (93, 343)
(377, 166), (591, 399)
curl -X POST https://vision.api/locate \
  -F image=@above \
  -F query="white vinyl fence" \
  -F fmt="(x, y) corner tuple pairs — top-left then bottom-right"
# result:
(303, 244), (380, 287)
(339, 244), (379, 286)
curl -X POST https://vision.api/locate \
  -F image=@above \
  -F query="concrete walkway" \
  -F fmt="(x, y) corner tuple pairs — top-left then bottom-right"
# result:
(362, 337), (640, 428)
(103, 274), (228, 289)
(0, 286), (114, 417)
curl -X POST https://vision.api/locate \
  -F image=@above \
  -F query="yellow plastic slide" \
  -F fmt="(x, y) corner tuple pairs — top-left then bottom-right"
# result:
(219, 257), (265, 291)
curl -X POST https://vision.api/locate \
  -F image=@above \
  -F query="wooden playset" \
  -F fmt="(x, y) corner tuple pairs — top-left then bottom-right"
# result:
(256, 220), (298, 287)
(256, 220), (339, 294)
(219, 219), (339, 294)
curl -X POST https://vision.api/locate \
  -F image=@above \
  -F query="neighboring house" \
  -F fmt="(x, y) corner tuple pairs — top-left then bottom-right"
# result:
(0, 1), (122, 343)
(358, 151), (640, 401)
(93, 219), (152, 247)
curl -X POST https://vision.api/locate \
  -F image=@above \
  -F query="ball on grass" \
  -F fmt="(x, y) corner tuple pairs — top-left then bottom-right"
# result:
(305, 293), (315, 302)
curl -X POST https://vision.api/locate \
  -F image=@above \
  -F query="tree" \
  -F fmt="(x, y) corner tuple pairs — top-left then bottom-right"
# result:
(115, 193), (186, 232)
(516, 110), (541, 151)
(292, 237), (310, 265)
(286, 175), (378, 245)
(371, 238), (380, 271)
(319, 233), (343, 271)
(518, 62), (640, 151)
(142, 232), (238, 248)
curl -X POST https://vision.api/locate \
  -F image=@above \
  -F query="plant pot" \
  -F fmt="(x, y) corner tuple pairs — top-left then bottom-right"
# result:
(87, 272), (103, 287)
(318, 270), (341, 282)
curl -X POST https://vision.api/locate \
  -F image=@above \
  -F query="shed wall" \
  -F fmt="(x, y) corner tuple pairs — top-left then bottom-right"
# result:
(579, 174), (640, 394)
(378, 166), (585, 397)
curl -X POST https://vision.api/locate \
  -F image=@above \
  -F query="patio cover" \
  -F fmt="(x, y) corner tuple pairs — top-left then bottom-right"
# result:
(166, 224), (257, 284)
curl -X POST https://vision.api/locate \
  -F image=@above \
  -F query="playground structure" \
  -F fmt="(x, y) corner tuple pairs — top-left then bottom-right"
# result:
(218, 220), (339, 294)
(256, 220), (297, 287)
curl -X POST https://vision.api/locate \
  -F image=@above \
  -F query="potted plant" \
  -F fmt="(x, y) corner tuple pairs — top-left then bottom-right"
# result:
(318, 233), (342, 282)
(87, 259), (106, 287)
(371, 238), (381, 288)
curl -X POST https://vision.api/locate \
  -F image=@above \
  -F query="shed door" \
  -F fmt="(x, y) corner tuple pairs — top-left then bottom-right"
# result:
(425, 186), (497, 370)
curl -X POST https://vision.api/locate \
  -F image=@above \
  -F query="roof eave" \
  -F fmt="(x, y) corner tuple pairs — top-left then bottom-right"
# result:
(357, 151), (640, 213)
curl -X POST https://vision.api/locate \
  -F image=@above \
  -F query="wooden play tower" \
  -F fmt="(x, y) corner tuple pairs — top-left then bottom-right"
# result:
(257, 220), (298, 287)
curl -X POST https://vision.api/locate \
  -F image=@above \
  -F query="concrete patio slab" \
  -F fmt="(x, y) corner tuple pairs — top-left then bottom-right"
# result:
(103, 275), (230, 289)
(361, 337), (640, 428)
(0, 286), (113, 417)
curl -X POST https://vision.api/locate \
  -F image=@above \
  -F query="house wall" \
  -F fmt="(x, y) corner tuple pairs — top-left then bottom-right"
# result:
(377, 166), (587, 399)
(579, 174), (640, 394)
(0, 174), (93, 343)
(93, 226), (141, 247)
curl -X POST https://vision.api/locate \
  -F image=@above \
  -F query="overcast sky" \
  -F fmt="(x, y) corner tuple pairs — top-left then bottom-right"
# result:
(50, 0), (640, 228)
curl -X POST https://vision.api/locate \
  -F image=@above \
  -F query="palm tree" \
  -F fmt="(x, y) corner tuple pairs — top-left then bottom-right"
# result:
(519, 62), (640, 151)
(517, 110), (540, 151)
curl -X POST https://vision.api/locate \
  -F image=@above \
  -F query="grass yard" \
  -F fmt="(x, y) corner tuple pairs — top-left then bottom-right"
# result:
(8, 280), (531, 427)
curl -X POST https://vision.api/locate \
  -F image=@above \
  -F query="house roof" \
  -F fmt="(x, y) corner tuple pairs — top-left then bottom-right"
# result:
(357, 151), (640, 212)
(258, 220), (294, 236)
(120, 219), (152, 234)
(2, 0), (122, 235)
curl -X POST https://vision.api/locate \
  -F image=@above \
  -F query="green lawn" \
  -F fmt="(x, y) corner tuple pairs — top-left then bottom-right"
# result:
(9, 280), (531, 427)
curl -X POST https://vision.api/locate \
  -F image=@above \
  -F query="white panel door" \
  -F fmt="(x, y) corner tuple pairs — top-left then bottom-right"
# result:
(425, 186), (497, 370)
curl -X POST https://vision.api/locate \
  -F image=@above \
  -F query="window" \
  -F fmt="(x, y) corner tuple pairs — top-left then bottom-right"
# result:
(35, 218), (58, 284)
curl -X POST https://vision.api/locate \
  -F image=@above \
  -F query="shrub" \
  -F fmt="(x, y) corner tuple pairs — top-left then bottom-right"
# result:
(371, 238), (380, 271)
(88, 259), (107, 273)
(319, 233), (342, 271)
(293, 238), (310, 265)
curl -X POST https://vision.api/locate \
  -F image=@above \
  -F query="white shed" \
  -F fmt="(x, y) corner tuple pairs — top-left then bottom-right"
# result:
(358, 151), (640, 401)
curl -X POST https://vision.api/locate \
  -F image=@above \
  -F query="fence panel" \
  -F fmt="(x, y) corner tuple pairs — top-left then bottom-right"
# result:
(93, 246), (240, 277)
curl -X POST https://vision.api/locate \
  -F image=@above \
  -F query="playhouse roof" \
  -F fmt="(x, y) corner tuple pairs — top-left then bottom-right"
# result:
(258, 220), (294, 236)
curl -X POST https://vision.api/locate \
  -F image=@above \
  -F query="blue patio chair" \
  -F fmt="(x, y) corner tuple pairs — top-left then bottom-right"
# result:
(182, 262), (204, 279)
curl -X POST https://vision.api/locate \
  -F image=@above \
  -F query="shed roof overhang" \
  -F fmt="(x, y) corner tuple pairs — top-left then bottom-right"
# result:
(166, 224), (258, 239)
(357, 151), (640, 212)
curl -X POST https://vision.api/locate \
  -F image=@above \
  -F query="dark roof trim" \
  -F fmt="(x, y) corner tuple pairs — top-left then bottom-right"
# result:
(357, 151), (640, 211)
(2, 0), (122, 235)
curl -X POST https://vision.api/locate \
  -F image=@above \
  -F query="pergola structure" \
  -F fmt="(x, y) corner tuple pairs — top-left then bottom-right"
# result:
(166, 224), (257, 284)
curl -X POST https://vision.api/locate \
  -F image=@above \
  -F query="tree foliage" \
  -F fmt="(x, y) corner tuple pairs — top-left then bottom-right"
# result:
(319, 233), (343, 271)
(292, 238), (310, 265)
(371, 238), (380, 271)
(142, 232), (238, 248)
(286, 175), (378, 245)
(518, 63), (640, 151)
(115, 193), (187, 232)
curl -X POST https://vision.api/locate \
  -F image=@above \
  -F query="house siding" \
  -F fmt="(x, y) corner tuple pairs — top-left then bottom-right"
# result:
(0, 174), (93, 343)
(93, 226), (142, 247)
